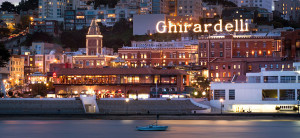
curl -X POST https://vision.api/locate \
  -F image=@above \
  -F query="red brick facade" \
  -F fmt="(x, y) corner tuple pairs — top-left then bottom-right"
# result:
(198, 35), (293, 82)
(118, 45), (198, 67)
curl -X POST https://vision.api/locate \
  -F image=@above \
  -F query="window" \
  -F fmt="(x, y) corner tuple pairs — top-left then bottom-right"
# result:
(248, 65), (252, 71)
(263, 42), (266, 48)
(216, 66), (218, 70)
(229, 90), (235, 100)
(262, 89), (278, 101)
(214, 90), (225, 100)
(222, 65), (225, 69)
(220, 52), (223, 57)
(264, 76), (278, 83)
(247, 76), (261, 83)
(280, 76), (296, 83)
(237, 42), (240, 48)
(211, 42), (214, 48)
(246, 42), (249, 48)
(280, 89), (295, 100)
(220, 43), (223, 48)
(270, 64), (273, 69)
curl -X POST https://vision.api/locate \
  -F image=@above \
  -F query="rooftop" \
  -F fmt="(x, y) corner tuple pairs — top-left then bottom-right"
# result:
(56, 68), (188, 76)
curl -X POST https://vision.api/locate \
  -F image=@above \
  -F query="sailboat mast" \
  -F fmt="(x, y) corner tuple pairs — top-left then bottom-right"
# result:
(156, 80), (158, 125)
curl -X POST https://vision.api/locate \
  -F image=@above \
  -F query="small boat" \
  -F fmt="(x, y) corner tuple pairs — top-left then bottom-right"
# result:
(136, 83), (168, 131)
(136, 124), (168, 131)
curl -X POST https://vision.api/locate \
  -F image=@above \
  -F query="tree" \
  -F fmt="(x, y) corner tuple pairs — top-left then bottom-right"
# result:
(60, 28), (88, 51)
(20, 15), (30, 29)
(191, 76), (210, 98)
(0, 1), (16, 12)
(0, 28), (10, 38)
(23, 32), (54, 46)
(31, 83), (48, 97)
(16, 0), (38, 13)
(0, 43), (11, 67)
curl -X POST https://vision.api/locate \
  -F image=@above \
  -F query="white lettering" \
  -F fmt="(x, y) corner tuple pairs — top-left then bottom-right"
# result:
(193, 24), (202, 32)
(225, 23), (234, 32)
(155, 19), (249, 33)
(184, 23), (192, 33)
(235, 19), (239, 32)
(168, 21), (177, 33)
(214, 19), (223, 32)
(204, 24), (212, 32)
(156, 21), (167, 33)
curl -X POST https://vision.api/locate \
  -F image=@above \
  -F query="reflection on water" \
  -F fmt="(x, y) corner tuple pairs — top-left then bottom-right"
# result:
(0, 120), (299, 138)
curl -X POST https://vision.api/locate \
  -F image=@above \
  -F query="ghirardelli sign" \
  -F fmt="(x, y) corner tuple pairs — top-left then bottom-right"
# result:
(156, 19), (249, 33)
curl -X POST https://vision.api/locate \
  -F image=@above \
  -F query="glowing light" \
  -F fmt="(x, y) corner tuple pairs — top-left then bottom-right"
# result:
(156, 21), (167, 33)
(194, 92), (198, 95)
(202, 91), (206, 96)
(125, 98), (129, 103)
(156, 19), (249, 34)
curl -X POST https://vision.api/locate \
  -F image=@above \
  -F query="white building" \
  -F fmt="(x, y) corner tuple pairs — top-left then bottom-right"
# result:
(38, 0), (69, 21)
(228, 0), (274, 12)
(210, 63), (300, 113)
(133, 14), (166, 35)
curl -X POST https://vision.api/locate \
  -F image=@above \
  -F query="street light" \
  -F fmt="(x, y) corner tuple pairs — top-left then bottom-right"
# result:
(194, 91), (198, 96)
(220, 99), (223, 115)
(297, 99), (299, 115)
(202, 91), (206, 97)
(125, 98), (129, 114)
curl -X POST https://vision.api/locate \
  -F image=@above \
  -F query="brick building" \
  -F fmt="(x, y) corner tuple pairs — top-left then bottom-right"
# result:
(281, 30), (300, 60)
(198, 34), (294, 82)
(118, 40), (198, 68)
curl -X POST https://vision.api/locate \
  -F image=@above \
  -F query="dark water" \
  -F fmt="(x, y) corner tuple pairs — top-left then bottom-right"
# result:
(0, 120), (300, 138)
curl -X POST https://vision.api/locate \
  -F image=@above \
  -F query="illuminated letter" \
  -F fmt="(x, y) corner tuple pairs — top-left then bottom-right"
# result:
(193, 24), (202, 32)
(204, 24), (212, 32)
(240, 19), (244, 31)
(225, 23), (234, 32)
(184, 23), (192, 33)
(235, 19), (239, 32)
(214, 19), (223, 32)
(168, 21), (177, 33)
(178, 23), (183, 33)
(245, 19), (249, 31)
(156, 21), (167, 33)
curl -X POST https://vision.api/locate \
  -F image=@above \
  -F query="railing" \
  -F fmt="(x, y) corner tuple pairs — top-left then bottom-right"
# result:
(53, 82), (177, 86)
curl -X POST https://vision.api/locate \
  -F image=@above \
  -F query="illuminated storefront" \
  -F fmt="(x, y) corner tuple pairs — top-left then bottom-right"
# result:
(54, 68), (188, 98)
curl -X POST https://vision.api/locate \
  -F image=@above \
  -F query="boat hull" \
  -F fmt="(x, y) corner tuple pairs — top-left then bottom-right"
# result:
(136, 125), (168, 131)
